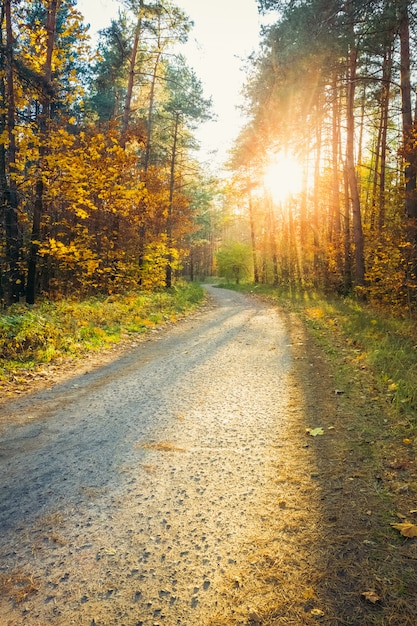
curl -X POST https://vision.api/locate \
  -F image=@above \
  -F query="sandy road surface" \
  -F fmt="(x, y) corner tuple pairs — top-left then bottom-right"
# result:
(0, 286), (293, 625)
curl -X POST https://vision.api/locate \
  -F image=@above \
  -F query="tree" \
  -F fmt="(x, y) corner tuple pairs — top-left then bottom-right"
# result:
(216, 242), (252, 284)
(162, 58), (212, 287)
(0, 0), (23, 305)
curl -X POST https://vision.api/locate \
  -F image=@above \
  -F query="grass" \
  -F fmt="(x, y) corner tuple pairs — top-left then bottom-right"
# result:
(0, 571), (39, 603)
(0, 281), (205, 385)
(210, 281), (417, 625)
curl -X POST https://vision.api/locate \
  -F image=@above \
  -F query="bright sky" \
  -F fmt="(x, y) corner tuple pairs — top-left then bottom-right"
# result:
(76, 0), (263, 168)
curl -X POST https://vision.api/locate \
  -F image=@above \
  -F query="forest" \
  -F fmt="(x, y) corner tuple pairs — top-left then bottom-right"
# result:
(227, 0), (417, 310)
(1, 0), (417, 311)
(0, 0), (216, 307)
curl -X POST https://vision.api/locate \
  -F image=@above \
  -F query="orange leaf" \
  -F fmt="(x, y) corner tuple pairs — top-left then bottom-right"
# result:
(391, 522), (417, 538)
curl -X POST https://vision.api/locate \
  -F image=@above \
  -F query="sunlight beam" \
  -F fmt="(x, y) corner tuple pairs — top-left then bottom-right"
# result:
(263, 153), (302, 204)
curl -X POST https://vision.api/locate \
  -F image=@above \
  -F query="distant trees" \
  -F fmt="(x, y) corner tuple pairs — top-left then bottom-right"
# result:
(229, 0), (417, 309)
(0, 0), (216, 306)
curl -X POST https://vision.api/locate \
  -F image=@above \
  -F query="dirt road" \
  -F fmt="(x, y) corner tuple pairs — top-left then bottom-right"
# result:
(0, 286), (297, 625)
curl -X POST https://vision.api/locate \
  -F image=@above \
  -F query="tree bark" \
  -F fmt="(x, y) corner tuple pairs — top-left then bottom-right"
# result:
(248, 191), (259, 283)
(121, 1), (143, 149)
(1, 0), (23, 305)
(331, 69), (342, 278)
(398, 0), (417, 221)
(165, 112), (179, 288)
(26, 0), (59, 304)
(346, 41), (365, 287)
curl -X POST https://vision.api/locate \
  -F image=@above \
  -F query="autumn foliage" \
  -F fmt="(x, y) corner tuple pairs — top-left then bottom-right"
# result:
(0, 0), (213, 306)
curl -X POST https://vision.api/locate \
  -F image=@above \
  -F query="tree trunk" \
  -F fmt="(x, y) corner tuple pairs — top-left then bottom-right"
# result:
(121, 2), (143, 149)
(144, 47), (162, 172)
(346, 41), (365, 287)
(398, 0), (417, 221)
(313, 116), (322, 279)
(248, 192), (259, 283)
(378, 45), (392, 231)
(26, 0), (59, 304)
(1, 0), (22, 305)
(331, 69), (342, 278)
(165, 113), (179, 288)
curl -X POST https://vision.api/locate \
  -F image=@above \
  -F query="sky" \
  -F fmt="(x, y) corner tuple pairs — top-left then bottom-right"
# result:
(76, 0), (265, 168)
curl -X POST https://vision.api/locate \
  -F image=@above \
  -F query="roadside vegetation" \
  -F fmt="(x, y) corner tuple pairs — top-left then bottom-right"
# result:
(212, 281), (417, 625)
(0, 282), (204, 388)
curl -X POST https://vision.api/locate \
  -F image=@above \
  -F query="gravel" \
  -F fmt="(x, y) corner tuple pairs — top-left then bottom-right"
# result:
(0, 285), (294, 625)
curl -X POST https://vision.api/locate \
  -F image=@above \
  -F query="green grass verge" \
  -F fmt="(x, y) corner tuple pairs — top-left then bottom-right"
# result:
(0, 282), (205, 380)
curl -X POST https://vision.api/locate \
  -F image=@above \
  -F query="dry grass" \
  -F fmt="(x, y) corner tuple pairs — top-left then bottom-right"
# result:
(0, 571), (39, 604)
(139, 440), (186, 453)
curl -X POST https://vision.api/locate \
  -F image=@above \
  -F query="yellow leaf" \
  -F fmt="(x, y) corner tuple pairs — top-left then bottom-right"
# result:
(361, 590), (381, 604)
(403, 438), (412, 445)
(391, 522), (417, 538)
(306, 427), (324, 436)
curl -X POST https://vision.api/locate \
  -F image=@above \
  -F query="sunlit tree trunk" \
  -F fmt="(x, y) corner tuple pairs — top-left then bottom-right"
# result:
(345, 31), (365, 287)
(343, 167), (352, 293)
(248, 191), (259, 283)
(378, 45), (392, 231)
(330, 70), (342, 279)
(121, 3), (143, 149)
(313, 116), (322, 280)
(166, 112), (180, 288)
(398, 0), (417, 222)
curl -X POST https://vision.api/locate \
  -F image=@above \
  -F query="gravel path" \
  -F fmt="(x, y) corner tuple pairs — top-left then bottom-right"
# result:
(0, 286), (293, 625)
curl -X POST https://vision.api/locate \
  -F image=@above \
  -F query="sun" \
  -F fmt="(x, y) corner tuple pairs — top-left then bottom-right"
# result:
(263, 153), (302, 204)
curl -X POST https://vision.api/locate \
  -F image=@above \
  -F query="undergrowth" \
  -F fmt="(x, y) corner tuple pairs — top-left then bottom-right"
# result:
(0, 282), (204, 381)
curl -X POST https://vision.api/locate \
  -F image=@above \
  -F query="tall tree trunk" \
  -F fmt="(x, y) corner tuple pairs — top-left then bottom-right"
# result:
(26, 0), (59, 304)
(398, 0), (417, 221)
(343, 167), (352, 293)
(313, 116), (322, 280)
(121, 1), (143, 149)
(331, 70), (342, 279)
(165, 113), (179, 288)
(345, 40), (365, 287)
(378, 44), (392, 231)
(144, 47), (162, 172)
(1, 0), (22, 305)
(248, 191), (259, 283)
(268, 199), (279, 286)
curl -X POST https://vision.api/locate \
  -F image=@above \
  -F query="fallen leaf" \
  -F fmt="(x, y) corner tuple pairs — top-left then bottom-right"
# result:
(303, 587), (315, 599)
(403, 438), (412, 445)
(391, 522), (417, 538)
(362, 590), (381, 604)
(306, 427), (324, 436)
(310, 608), (325, 618)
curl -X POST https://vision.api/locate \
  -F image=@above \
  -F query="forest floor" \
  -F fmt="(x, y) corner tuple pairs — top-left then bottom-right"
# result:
(0, 286), (416, 625)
